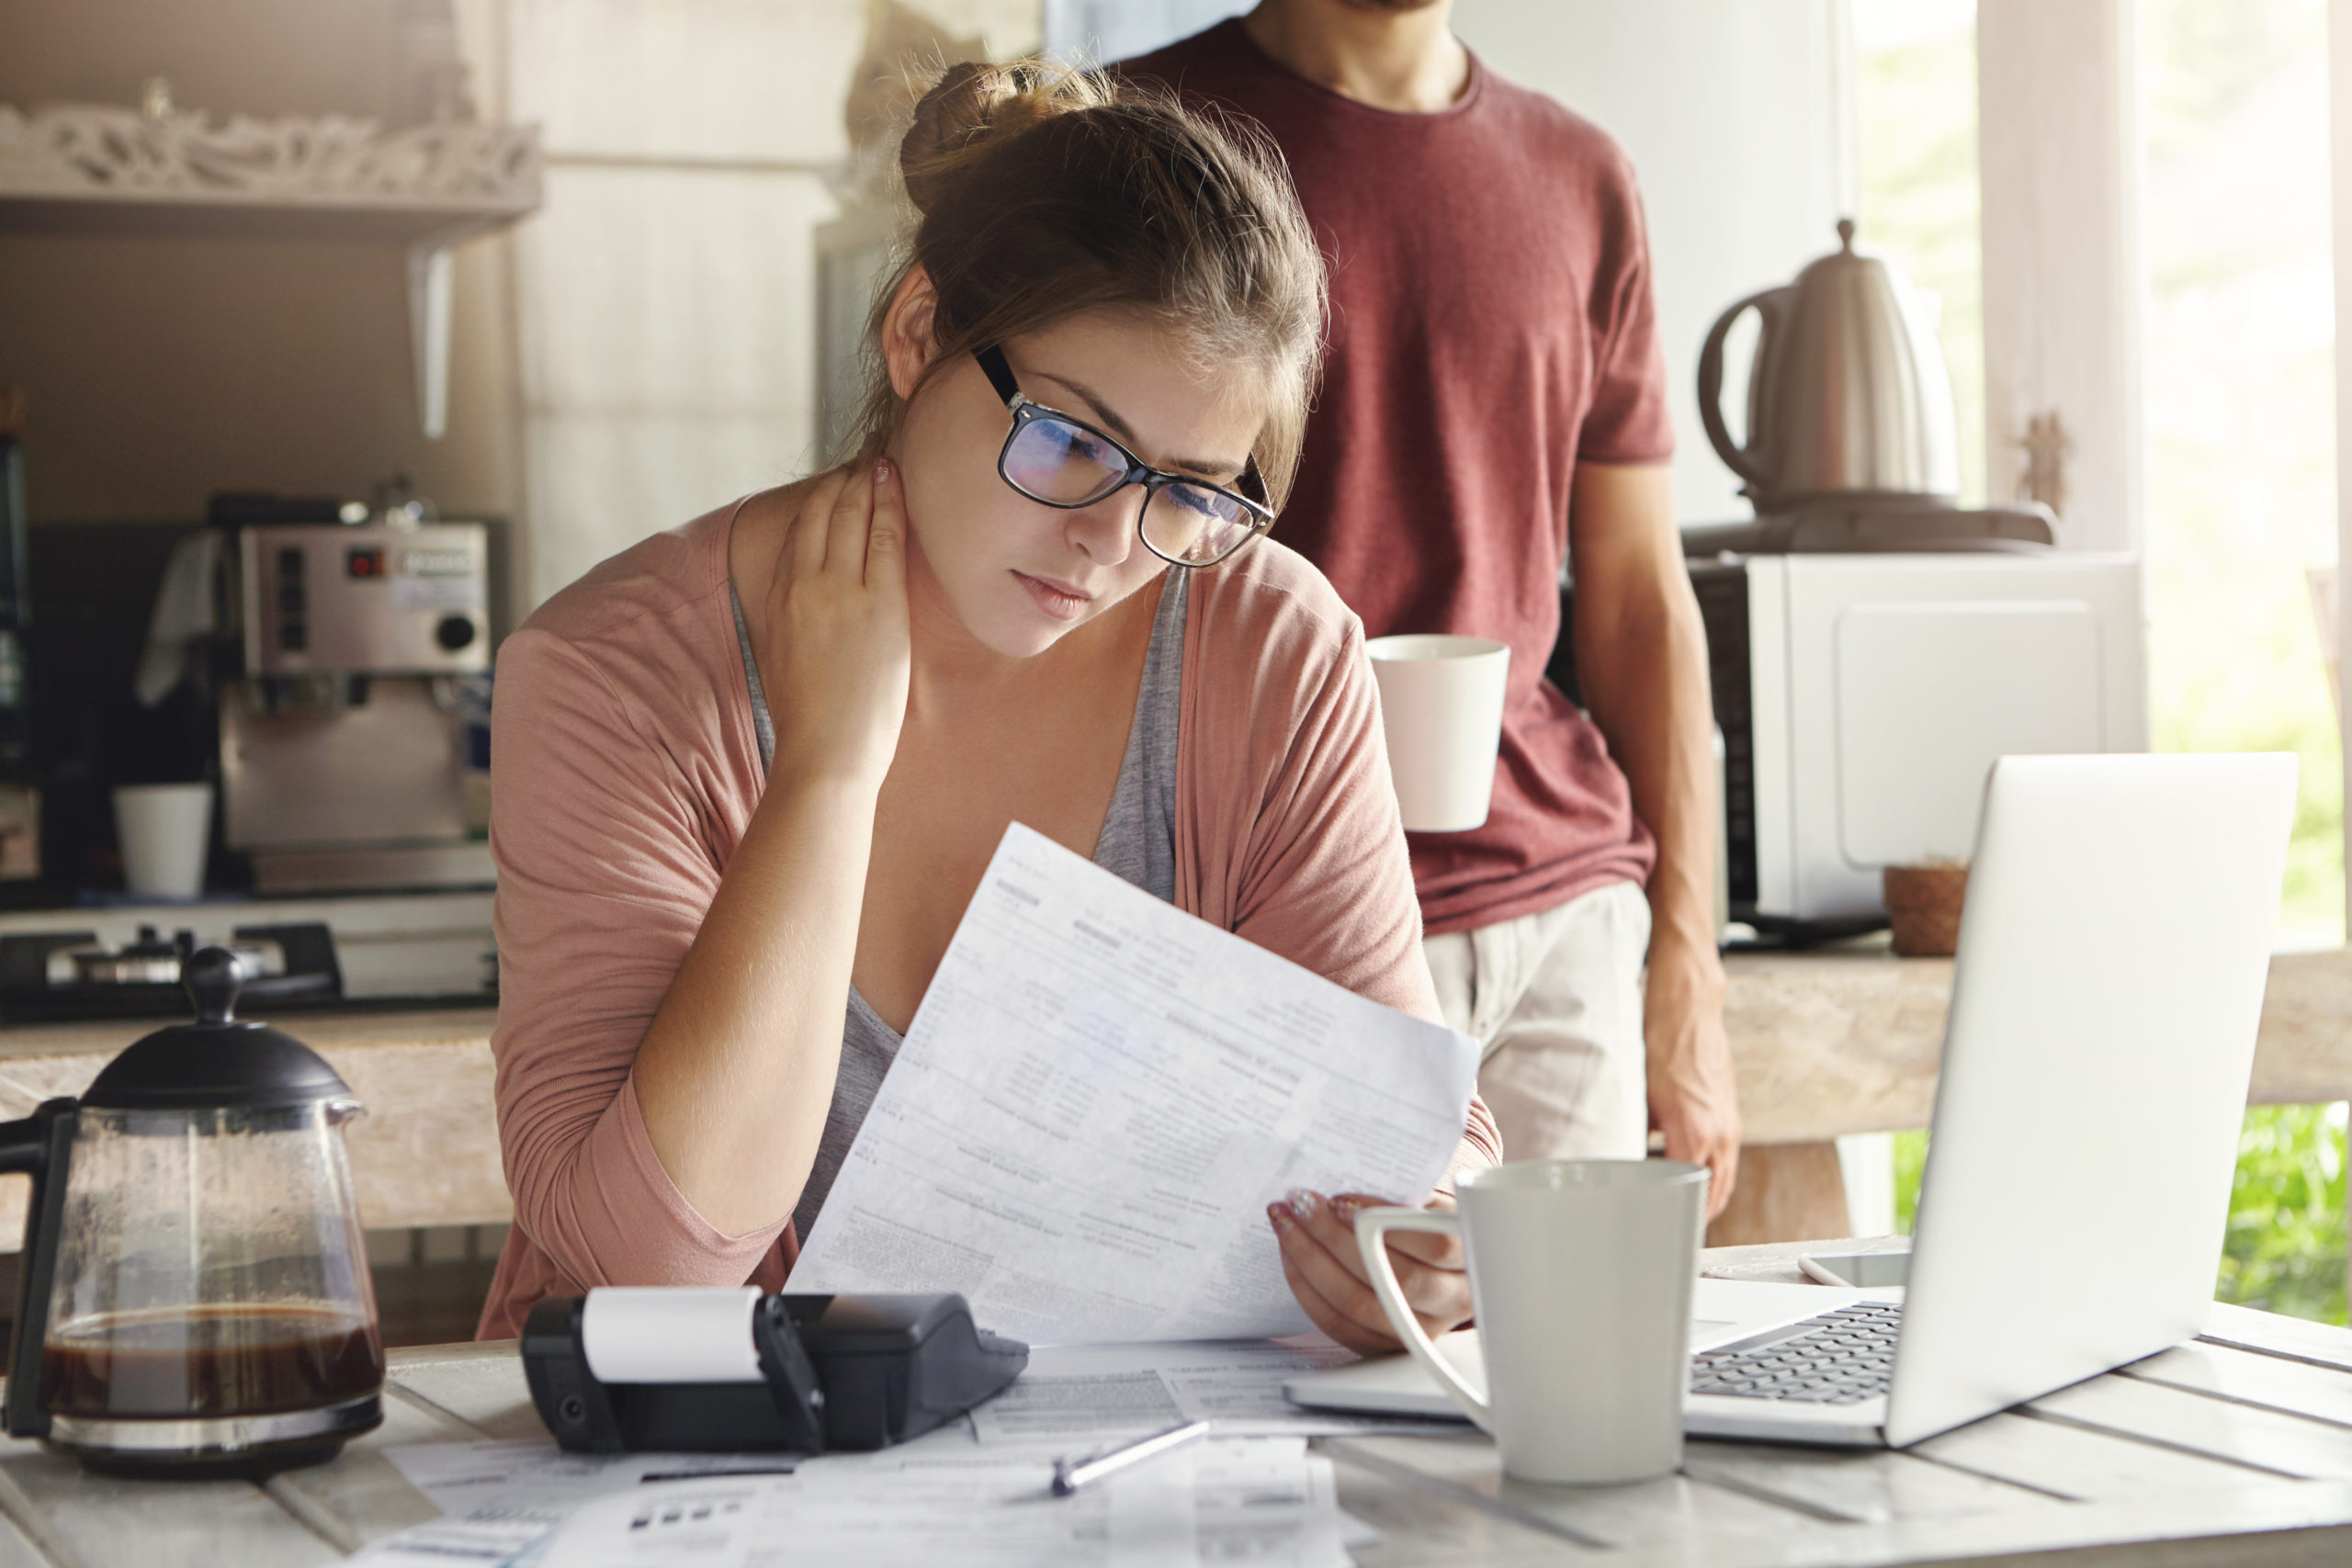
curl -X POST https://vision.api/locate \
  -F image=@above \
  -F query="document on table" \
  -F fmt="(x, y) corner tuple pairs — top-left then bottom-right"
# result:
(526, 1438), (1349, 1568)
(358, 1432), (1363, 1568)
(789, 823), (1478, 1344)
(967, 1338), (1468, 1442)
(349, 1443), (804, 1565)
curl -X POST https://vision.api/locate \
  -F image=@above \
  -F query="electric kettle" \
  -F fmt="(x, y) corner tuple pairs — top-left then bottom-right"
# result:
(0, 947), (383, 1474)
(1698, 219), (1961, 512)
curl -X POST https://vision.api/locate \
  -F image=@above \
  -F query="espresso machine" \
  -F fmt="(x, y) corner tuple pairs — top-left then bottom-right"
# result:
(222, 515), (494, 895)
(2, 504), (503, 1020)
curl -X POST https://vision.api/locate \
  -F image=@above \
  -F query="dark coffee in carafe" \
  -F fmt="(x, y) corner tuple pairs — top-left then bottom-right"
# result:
(0, 953), (385, 1472)
(40, 1304), (383, 1419)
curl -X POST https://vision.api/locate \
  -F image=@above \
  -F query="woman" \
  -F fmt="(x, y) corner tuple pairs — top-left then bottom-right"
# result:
(478, 62), (1498, 1350)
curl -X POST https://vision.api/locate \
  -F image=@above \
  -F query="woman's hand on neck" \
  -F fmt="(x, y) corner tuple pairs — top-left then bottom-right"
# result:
(1242, 0), (1470, 115)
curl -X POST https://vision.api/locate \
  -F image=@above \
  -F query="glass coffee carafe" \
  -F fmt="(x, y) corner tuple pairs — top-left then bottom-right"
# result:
(0, 947), (383, 1474)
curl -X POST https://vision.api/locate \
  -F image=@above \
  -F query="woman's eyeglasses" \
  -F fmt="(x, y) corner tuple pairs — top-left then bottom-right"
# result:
(976, 344), (1273, 569)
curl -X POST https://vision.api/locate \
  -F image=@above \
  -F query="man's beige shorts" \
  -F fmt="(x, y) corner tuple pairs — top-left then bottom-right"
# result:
(1421, 880), (1650, 1163)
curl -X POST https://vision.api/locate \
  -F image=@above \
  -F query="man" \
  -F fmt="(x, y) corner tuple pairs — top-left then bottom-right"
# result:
(1125, 0), (1741, 1214)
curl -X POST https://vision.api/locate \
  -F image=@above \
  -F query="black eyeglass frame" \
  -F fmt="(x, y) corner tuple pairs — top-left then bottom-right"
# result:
(975, 344), (1274, 569)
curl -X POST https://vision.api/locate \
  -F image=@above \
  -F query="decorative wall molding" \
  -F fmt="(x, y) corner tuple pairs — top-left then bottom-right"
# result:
(0, 103), (538, 213)
(0, 102), (543, 440)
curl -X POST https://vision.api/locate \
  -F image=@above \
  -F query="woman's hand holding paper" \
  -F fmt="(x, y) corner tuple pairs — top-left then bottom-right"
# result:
(1268, 1189), (1471, 1355)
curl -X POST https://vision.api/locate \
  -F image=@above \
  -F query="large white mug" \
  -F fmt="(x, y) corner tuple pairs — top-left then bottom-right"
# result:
(1357, 1159), (1708, 1484)
(113, 783), (213, 900)
(1364, 635), (1510, 832)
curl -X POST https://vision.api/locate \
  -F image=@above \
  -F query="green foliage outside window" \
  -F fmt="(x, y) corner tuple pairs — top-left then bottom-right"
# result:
(2219, 1104), (2349, 1325)
(1891, 1107), (2348, 1326)
(1891, 1129), (1928, 1236)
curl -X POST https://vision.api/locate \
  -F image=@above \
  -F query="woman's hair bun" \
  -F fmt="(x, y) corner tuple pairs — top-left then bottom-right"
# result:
(900, 60), (1101, 217)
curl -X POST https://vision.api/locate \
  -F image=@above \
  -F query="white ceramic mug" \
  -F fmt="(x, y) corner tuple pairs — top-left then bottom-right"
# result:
(113, 783), (213, 900)
(1357, 1159), (1709, 1484)
(1364, 635), (1510, 832)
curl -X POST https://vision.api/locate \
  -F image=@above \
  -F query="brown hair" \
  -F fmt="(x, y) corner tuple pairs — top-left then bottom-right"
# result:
(848, 60), (1325, 509)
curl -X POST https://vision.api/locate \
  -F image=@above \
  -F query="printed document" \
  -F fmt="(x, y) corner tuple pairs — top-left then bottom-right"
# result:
(967, 1338), (1466, 1442)
(350, 1443), (802, 1565)
(788, 824), (1478, 1343)
(356, 1435), (1352, 1568)
(526, 1438), (1349, 1568)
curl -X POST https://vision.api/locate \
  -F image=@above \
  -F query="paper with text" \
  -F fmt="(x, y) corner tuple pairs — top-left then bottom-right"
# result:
(789, 823), (1477, 1344)
(967, 1338), (1472, 1443)
(355, 1435), (1351, 1568)
(350, 1443), (804, 1565)
(527, 1439), (1349, 1568)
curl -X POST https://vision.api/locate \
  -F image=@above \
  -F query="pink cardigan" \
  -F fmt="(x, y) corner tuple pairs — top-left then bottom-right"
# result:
(476, 501), (1502, 1338)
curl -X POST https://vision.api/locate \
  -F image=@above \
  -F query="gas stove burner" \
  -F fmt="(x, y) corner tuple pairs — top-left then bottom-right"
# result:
(0, 923), (342, 1021)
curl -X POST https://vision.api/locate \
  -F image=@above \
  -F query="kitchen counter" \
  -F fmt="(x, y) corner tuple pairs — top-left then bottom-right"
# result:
(1709, 942), (2352, 1247)
(0, 945), (2343, 1251)
(0, 1006), (504, 1247)
(1723, 942), (2352, 1145)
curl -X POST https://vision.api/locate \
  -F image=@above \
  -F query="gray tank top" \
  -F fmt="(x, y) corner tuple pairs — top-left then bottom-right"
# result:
(729, 573), (1188, 1241)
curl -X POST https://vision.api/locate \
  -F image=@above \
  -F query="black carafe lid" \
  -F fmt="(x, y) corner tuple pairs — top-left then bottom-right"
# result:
(81, 946), (354, 1111)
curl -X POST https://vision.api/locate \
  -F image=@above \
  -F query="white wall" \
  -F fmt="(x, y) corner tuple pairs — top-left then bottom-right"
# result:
(497, 0), (1042, 609)
(1042, 0), (1244, 62)
(1452, 0), (1852, 525)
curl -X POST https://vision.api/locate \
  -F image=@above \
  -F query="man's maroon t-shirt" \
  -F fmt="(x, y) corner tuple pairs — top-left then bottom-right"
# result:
(1123, 20), (1674, 936)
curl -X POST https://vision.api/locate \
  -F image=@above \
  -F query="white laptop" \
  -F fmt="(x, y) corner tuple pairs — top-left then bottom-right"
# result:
(1288, 753), (2298, 1449)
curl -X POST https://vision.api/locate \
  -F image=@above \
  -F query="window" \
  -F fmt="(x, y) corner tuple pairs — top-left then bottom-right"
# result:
(1857, 0), (2348, 1324)
(1852, 0), (1985, 508)
(2141, 0), (2340, 943)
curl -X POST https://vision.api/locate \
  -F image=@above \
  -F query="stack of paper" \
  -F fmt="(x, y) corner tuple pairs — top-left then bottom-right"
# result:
(349, 1434), (1361, 1568)
(522, 1438), (1349, 1568)
(350, 1446), (807, 1566)
(789, 825), (1479, 1345)
(968, 1339), (1463, 1442)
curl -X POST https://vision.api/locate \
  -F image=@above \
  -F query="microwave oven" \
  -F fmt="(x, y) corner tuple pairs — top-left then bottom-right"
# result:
(1556, 548), (2146, 933)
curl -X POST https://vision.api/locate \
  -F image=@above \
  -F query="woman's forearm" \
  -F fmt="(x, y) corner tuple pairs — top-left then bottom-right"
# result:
(629, 766), (877, 1235)
(629, 459), (909, 1238)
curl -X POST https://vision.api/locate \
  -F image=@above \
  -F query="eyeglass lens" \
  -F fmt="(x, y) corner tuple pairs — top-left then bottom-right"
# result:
(1002, 413), (1258, 566)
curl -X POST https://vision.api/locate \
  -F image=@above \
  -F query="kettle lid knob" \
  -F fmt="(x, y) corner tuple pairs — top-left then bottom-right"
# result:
(1837, 217), (1856, 253)
(183, 946), (243, 1026)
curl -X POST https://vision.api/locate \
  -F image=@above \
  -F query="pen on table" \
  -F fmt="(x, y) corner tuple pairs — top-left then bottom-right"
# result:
(1050, 1419), (1215, 1497)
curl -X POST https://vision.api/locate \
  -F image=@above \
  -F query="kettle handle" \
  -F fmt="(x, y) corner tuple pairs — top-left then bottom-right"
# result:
(1697, 287), (1786, 491)
(0, 1100), (76, 1438)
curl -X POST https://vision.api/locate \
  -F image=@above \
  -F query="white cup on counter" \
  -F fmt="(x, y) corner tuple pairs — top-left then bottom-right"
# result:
(1355, 1159), (1710, 1484)
(1364, 635), (1510, 833)
(113, 783), (213, 900)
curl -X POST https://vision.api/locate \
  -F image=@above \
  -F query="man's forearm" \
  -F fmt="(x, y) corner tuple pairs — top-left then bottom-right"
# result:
(1566, 462), (1741, 1209)
(1577, 579), (1722, 990)
(1567, 479), (1722, 991)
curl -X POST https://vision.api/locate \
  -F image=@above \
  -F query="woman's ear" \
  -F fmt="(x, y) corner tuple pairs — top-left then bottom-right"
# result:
(882, 265), (943, 400)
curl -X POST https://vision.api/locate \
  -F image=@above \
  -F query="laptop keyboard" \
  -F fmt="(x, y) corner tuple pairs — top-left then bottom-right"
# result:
(1689, 1302), (1904, 1405)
